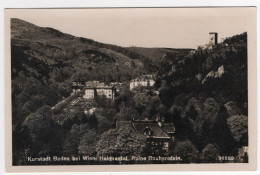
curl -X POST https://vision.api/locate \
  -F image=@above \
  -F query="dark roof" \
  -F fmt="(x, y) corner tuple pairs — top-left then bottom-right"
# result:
(162, 123), (175, 133)
(132, 120), (170, 139)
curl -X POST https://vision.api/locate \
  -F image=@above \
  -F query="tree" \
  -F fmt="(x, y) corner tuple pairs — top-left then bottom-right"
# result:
(201, 144), (219, 163)
(22, 105), (63, 157)
(116, 125), (146, 156)
(159, 87), (175, 108)
(116, 102), (138, 121)
(12, 125), (33, 165)
(227, 115), (248, 146)
(158, 104), (169, 119)
(212, 106), (237, 155)
(78, 129), (99, 156)
(185, 105), (198, 121)
(173, 140), (198, 163)
(63, 124), (90, 156)
(133, 93), (150, 115)
(22, 105), (54, 141)
(96, 114), (114, 133)
(169, 105), (184, 136)
(144, 140), (167, 157)
(96, 125), (146, 157)
(96, 128), (118, 156)
(201, 98), (219, 129)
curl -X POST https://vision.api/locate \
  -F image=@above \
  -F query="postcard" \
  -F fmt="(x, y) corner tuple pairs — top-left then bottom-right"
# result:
(4, 7), (257, 172)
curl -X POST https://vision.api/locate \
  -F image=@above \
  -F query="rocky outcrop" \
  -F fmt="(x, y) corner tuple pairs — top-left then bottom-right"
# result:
(224, 101), (241, 117)
(202, 65), (225, 84)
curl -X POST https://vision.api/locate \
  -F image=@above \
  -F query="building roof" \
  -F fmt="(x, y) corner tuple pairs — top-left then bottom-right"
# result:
(131, 78), (155, 82)
(85, 86), (114, 89)
(162, 123), (175, 133)
(132, 120), (170, 139)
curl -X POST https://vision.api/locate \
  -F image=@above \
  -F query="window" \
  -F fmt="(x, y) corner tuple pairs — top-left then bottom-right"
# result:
(163, 142), (169, 149)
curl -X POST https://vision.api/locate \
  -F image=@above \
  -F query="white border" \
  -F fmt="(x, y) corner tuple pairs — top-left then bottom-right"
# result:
(0, 0), (259, 175)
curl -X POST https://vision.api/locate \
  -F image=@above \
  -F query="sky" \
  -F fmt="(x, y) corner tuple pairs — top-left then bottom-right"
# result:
(6, 8), (249, 49)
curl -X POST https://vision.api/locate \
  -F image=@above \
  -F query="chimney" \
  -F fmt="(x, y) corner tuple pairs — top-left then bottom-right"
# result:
(157, 115), (164, 127)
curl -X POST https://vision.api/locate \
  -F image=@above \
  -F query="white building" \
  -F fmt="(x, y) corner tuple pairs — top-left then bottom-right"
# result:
(83, 88), (95, 99)
(96, 87), (115, 99)
(130, 78), (155, 90)
(83, 86), (116, 100)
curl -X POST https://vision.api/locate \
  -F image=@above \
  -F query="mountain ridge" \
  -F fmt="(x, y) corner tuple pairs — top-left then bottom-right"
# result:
(11, 18), (192, 125)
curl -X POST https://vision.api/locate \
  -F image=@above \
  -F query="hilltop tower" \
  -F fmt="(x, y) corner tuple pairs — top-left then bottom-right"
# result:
(209, 32), (218, 45)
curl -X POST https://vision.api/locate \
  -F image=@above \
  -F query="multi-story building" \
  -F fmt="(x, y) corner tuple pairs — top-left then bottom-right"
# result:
(83, 86), (116, 100)
(130, 75), (155, 91)
(83, 88), (95, 99)
(96, 86), (115, 99)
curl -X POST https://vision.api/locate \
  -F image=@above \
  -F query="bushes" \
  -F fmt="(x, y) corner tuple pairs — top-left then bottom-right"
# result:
(173, 140), (198, 163)
(227, 115), (248, 146)
(201, 144), (219, 163)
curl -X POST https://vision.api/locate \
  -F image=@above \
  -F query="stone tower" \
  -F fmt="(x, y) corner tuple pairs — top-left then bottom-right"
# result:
(209, 32), (218, 45)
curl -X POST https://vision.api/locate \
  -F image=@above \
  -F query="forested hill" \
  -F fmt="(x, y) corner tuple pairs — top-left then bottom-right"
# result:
(156, 32), (248, 153)
(127, 47), (193, 63)
(11, 18), (155, 82)
(11, 18), (193, 126)
(157, 32), (248, 109)
(11, 18), (155, 125)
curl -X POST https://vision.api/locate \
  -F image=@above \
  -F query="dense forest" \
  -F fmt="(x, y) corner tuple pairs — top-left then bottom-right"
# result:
(155, 32), (248, 161)
(11, 18), (248, 165)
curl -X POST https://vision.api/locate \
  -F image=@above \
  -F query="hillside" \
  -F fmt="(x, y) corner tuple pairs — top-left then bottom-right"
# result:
(11, 18), (156, 81)
(156, 32), (248, 154)
(127, 47), (193, 63)
(11, 18), (153, 125)
(159, 32), (248, 107)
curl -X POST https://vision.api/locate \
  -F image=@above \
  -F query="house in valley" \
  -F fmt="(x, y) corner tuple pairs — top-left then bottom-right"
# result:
(130, 74), (155, 91)
(116, 118), (175, 152)
(83, 81), (116, 100)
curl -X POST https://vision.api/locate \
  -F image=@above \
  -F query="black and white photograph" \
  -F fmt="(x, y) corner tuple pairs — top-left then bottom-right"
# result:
(4, 8), (257, 171)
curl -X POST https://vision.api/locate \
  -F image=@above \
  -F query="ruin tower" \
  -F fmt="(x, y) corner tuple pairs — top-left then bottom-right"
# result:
(209, 32), (218, 45)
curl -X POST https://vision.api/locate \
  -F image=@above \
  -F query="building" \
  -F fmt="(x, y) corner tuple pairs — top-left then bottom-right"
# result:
(208, 32), (218, 50)
(130, 75), (155, 90)
(83, 86), (116, 100)
(196, 32), (219, 52)
(71, 81), (84, 95)
(96, 86), (116, 99)
(110, 82), (124, 92)
(209, 32), (218, 45)
(83, 88), (95, 99)
(82, 80), (116, 100)
(85, 81), (104, 87)
(116, 118), (175, 151)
